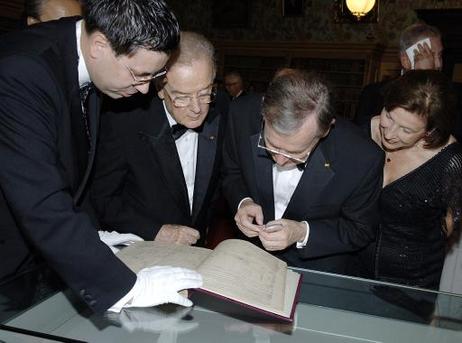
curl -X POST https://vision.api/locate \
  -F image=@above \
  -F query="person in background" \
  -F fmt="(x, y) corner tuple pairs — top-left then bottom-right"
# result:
(222, 69), (384, 274)
(0, 0), (201, 314)
(360, 70), (462, 290)
(92, 32), (225, 247)
(355, 23), (443, 127)
(224, 70), (247, 100)
(24, 0), (82, 25)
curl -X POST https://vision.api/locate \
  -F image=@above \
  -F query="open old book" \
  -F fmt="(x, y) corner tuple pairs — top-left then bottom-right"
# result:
(116, 239), (302, 322)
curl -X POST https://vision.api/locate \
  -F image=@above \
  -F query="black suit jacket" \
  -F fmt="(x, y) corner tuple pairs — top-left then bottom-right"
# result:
(91, 92), (225, 243)
(223, 95), (384, 274)
(0, 18), (135, 313)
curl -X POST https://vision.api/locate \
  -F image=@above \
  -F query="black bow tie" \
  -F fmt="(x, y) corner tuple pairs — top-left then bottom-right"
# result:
(171, 123), (203, 140)
(261, 150), (307, 171)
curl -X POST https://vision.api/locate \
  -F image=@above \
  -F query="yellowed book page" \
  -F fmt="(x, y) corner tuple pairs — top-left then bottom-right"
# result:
(116, 241), (211, 272)
(281, 270), (300, 317)
(198, 239), (287, 314)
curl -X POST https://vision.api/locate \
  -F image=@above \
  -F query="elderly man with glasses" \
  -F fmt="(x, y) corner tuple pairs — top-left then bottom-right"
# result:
(222, 69), (384, 275)
(91, 31), (225, 248)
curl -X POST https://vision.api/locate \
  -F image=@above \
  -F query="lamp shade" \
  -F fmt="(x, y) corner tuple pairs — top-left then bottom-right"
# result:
(346, 0), (376, 19)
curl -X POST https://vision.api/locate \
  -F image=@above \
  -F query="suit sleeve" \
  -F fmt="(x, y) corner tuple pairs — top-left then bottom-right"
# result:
(0, 56), (136, 313)
(221, 104), (253, 213)
(298, 150), (384, 259)
(91, 112), (162, 240)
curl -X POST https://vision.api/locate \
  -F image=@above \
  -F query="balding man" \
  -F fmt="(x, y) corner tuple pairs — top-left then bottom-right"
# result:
(223, 70), (383, 274)
(92, 32), (226, 247)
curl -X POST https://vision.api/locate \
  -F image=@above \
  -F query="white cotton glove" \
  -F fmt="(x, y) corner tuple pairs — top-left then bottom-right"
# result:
(98, 230), (144, 253)
(125, 266), (203, 309)
(107, 307), (198, 333)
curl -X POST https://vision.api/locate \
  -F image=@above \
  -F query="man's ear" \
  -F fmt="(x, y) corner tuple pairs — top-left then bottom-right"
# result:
(88, 32), (111, 60)
(400, 52), (412, 71)
(321, 118), (336, 138)
(26, 16), (40, 26)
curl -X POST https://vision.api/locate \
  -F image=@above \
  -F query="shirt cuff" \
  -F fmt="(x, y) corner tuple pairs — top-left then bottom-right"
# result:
(107, 279), (138, 313)
(237, 197), (253, 211)
(296, 221), (310, 249)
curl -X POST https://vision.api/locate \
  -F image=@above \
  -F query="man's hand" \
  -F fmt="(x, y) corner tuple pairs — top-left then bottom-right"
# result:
(234, 198), (264, 237)
(156, 224), (200, 245)
(258, 219), (306, 251)
(125, 266), (202, 309)
(413, 42), (436, 70)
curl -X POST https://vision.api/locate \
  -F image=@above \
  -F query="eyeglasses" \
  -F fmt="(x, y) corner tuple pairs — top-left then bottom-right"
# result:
(122, 63), (167, 85)
(163, 84), (216, 108)
(257, 122), (314, 164)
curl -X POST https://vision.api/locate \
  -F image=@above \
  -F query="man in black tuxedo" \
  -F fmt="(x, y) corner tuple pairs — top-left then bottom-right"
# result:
(355, 23), (443, 127)
(0, 0), (201, 314)
(223, 70), (384, 274)
(92, 32), (225, 247)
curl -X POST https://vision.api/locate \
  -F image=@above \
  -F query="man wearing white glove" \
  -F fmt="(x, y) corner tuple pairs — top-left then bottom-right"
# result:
(0, 0), (202, 314)
(110, 266), (202, 312)
(98, 230), (144, 254)
(98, 231), (202, 311)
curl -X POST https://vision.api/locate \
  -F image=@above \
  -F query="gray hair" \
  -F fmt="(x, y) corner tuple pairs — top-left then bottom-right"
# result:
(167, 31), (216, 76)
(399, 23), (441, 52)
(262, 69), (334, 135)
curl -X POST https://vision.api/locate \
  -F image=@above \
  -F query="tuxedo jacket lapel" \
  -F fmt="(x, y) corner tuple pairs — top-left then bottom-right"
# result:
(139, 112), (190, 218)
(283, 141), (335, 220)
(192, 111), (219, 221)
(250, 133), (275, 222)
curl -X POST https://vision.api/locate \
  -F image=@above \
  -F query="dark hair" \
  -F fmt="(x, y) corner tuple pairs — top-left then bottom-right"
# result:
(224, 70), (242, 80)
(24, 0), (44, 20)
(262, 69), (334, 135)
(383, 70), (456, 149)
(82, 0), (180, 56)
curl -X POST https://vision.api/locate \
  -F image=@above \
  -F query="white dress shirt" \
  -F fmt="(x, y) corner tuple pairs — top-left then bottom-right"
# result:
(272, 164), (303, 220)
(76, 20), (90, 87)
(164, 103), (198, 213)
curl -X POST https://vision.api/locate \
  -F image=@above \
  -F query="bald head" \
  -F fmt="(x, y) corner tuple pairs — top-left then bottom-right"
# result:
(167, 31), (216, 74)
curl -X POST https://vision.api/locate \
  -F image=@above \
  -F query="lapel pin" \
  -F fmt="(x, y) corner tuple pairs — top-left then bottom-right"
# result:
(209, 135), (215, 141)
(324, 162), (330, 168)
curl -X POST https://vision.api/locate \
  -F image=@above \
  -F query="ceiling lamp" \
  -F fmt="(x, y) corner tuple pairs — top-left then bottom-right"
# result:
(346, 0), (376, 20)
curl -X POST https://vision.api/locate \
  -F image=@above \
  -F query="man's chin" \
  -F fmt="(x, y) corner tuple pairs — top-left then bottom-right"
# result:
(184, 117), (206, 129)
(103, 89), (137, 99)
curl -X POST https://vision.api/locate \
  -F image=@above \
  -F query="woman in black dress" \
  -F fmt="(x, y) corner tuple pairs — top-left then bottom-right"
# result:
(366, 70), (462, 289)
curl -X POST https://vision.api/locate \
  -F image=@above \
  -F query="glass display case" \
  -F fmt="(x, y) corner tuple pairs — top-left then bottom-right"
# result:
(1, 266), (461, 342)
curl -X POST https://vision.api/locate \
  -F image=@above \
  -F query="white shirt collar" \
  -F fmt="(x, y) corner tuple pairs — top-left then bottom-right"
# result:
(76, 20), (91, 87)
(163, 101), (178, 127)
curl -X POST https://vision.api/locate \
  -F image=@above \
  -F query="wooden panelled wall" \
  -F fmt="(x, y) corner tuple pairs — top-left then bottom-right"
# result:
(214, 40), (401, 119)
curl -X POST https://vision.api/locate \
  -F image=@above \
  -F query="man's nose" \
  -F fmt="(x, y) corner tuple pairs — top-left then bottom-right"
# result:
(189, 97), (201, 113)
(273, 153), (291, 167)
(134, 82), (150, 94)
